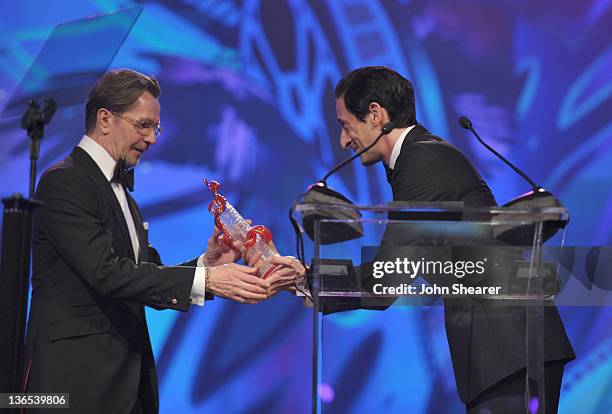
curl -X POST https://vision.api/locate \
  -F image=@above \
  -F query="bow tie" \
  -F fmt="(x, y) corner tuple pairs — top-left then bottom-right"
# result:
(111, 158), (135, 192)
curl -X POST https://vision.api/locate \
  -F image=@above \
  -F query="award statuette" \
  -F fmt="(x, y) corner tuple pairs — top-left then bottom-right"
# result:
(204, 179), (280, 279)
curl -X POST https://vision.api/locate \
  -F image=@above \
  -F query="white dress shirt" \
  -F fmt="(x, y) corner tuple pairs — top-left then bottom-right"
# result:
(78, 135), (207, 306)
(388, 124), (416, 169)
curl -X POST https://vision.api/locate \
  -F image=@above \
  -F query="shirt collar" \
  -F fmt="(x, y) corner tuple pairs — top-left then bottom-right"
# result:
(388, 124), (415, 169)
(77, 135), (117, 182)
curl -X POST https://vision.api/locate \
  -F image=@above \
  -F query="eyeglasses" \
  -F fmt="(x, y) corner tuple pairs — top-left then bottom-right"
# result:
(111, 111), (163, 137)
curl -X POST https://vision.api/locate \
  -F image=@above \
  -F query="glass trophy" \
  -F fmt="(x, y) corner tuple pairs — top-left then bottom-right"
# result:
(205, 179), (280, 278)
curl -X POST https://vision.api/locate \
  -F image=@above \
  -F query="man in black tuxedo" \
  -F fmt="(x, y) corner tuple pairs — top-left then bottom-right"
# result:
(334, 66), (575, 413)
(24, 69), (303, 413)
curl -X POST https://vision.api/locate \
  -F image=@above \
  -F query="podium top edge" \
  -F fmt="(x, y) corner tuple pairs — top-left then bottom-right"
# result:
(293, 201), (569, 218)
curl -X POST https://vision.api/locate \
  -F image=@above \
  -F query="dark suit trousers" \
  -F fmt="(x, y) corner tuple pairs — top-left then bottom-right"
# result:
(466, 360), (565, 414)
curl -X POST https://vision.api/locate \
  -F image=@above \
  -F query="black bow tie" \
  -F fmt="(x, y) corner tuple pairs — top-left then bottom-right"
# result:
(111, 158), (134, 192)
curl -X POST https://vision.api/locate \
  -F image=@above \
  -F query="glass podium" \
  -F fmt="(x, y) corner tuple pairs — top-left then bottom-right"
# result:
(294, 201), (574, 414)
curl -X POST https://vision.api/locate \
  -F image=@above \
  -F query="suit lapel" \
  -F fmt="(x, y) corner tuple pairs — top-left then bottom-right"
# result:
(125, 191), (148, 263)
(69, 147), (136, 261)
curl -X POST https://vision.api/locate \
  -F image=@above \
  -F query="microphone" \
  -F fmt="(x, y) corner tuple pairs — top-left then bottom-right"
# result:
(300, 121), (395, 244)
(319, 121), (395, 185)
(459, 116), (539, 191)
(458, 116), (567, 242)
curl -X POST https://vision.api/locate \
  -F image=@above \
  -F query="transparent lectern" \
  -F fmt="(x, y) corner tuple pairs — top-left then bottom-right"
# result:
(294, 201), (572, 414)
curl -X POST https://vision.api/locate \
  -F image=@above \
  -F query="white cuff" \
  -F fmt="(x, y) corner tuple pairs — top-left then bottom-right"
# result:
(189, 267), (206, 306)
(196, 253), (206, 267)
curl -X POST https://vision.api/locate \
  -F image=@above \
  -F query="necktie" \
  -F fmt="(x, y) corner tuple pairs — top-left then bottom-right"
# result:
(111, 158), (135, 192)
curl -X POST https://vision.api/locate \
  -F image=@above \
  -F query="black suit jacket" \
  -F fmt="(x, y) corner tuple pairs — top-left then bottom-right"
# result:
(386, 125), (575, 403)
(24, 147), (200, 413)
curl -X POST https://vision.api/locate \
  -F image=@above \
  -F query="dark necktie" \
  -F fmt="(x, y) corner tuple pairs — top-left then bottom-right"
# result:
(111, 158), (135, 192)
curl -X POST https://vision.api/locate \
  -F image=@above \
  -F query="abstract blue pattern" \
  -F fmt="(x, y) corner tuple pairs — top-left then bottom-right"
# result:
(1, 1), (610, 412)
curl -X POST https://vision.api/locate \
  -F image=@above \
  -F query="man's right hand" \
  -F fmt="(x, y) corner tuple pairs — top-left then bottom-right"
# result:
(207, 263), (270, 304)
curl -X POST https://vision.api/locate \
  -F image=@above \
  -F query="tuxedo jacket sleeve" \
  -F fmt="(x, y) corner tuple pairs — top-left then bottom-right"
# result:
(126, 194), (214, 302)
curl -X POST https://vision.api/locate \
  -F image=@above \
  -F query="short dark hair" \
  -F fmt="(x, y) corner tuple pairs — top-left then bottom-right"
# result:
(85, 69), (161, 133)
(334, 66), (416, 128)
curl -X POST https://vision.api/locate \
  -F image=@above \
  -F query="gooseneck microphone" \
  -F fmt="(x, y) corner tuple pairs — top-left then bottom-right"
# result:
(459, 116), (539, 191)
(458, 116), (567, 242)
(319, 121), (395, 185)
(298, 121), (395, 245)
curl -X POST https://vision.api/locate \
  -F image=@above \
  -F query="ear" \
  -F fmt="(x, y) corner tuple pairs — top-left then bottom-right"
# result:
(97, 108), (113, 135)
(368, 102), (388, 129)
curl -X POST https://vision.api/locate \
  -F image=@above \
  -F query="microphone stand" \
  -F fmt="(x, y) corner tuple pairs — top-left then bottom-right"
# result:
(21, 97), (57, 198)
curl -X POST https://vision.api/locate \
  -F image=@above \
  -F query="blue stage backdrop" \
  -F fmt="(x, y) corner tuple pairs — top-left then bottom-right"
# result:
(1, 1), (611, 413)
